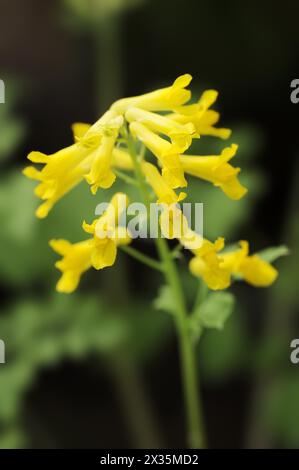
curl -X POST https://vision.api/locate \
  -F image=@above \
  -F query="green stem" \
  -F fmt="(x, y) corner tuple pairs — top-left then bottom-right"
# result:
(126, 131), (206, 448)
(155, 236), (206, 448)
(119, 245), (164, 272)
(114, 169), (139, 187)
(94, 14), (123, 112)
(171, 243), (184, 260)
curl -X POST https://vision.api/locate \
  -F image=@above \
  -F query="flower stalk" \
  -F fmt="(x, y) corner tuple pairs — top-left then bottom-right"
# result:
(126, 130), (206, 449)
(156, 236), (206, 448)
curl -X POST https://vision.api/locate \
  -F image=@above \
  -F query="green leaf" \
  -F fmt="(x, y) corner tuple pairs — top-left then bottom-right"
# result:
(194, 292), (235, 330)
(153, 285), (177, 315)
(257, 245), (289, 263)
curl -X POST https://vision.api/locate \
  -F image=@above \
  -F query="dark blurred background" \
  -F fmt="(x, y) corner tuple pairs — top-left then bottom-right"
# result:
(0, 0), (299, 449)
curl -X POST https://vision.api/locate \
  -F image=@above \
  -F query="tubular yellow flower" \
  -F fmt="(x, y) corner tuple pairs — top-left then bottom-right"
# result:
(130, 121), (187, 188)
(174, 89), (219, 117)
(172, 212), (231, 290)
(193, 110), (231, 139)
(171, 109), (231, 139)
(220, 241), (278, 287)
(23, 111), (123, 217)
(159, 204), (190, 240)
(50, 193), (131, 293)
(111, 74), (192, 113)
(179, 144), (247, 200)
(125, 106), (196, 152)
(83, 192), (131, 271)
(84, 114), (124, 194)
(49, 239), (93, 293)
(158, 205), (231, 290)
(23, 75), (237, 219)
(71, 122), (93, 140)
(73, 123), (135, 170)
(169, 89), (231, 139)
(76, 109), (120, 147)
(85, 192), (129, 240)
(141, 161), (186, 205)
(189, 237), (232, 290)
(72, 122), (134, 171)
(23, 144), (93, 218)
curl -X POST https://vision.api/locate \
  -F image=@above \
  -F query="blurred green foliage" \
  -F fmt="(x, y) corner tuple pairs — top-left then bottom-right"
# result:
(0, 294), (171, 448)
(200, 307), (250, 382)
(249, 161), (299, 448)
(0, 82), (26, 165)
(263, 374), (299, 447)
(62, 0), (145, 30)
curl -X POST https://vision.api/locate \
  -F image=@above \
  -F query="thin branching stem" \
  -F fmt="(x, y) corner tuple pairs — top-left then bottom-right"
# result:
(119, 245), (164, 272)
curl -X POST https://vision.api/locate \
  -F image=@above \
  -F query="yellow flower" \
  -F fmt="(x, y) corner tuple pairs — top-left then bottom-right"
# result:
(111, 74), (192, 113)
(174, 89), (218, 117)
(159, 204), (192, 240)
(189, 237), (231, 290)
(130, 121), (187, 188)
(83, 192), (131, 272)
(84, 114), (124, 194)
(71, 122), (92, 140)
(72, 121), (136, 171)
(23, 144), (93, 218)
(50, 193), (131, 293)
(75, 109), (119, 147)
(188, 238), (278, 290)
(23, 73), (281, 299)
(141, 162), (186, 205)
(158, 205), (231, 290)
(125, 106), (196, 152)
(175, 218), (231, 290)
(84, 192), (129, 240)
(49, 239), (93, 293)
(73, 123), (135, 170)
(169, 89), (231, 139)
(23, 112), (124, 217)
(179, 144), (247, 200)
(220, 241), (278, 287)
(72, 122), (135, 171)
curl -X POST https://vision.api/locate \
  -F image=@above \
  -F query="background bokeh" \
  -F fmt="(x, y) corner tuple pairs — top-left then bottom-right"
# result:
(0, 0), (298, 449)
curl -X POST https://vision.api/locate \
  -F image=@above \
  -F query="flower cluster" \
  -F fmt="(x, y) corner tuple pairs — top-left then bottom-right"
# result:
(24, 74), (278, 292)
